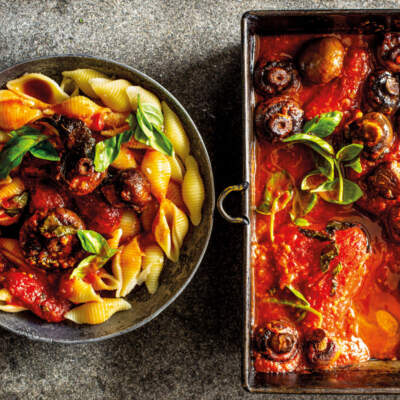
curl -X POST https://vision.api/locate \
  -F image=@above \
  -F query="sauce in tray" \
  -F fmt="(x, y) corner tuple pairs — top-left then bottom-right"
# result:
(252, 32), (400, 373)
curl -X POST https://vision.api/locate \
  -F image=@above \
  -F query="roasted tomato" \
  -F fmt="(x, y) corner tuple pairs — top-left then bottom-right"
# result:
(255, 97), (304, 142)
(101, 169), (152, 212)
(346, 112), (394, 160)
(28, 181), (69, 212)
(377, 33), (400, 72)
(364, 70), (400, 115)
(254, 60), (300, 96)
(74, 193), (122, 236)
(299, 37), (345, 84)
(19, 208), (85, 270)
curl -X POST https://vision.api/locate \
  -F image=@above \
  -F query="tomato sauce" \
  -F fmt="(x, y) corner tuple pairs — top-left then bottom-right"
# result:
(252, 33), (400, 373)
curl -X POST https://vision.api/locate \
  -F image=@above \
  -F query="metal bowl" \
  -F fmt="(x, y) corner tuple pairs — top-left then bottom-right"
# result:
(0, 55), (215, 343)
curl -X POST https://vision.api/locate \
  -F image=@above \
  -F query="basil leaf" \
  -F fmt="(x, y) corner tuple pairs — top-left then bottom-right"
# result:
(9, 125), (42, 137)
(299, 228), (331, 242)
(134, 96), (174, 156)
(77, 230), (117, 258)
(345, 157), (362, 173)
(336, 143), (363, 162)
(301, 171), (324, 191)
(292, 217), (310, 227)
(268, 297), (323, 323)
(313, 152), (335, 180)
(70, 255), (97, 279)
(283, 133), (334, 155)
(292, 188), (317, 219)
(303, 111), (343, 138)
(330, 179), (363, 205)
(286, 284), (310, 305)
(310, 179), (338, 193)
(320, 243), (338, 273)
(29, 140), (60, 161)
(94, 129), (133, 172)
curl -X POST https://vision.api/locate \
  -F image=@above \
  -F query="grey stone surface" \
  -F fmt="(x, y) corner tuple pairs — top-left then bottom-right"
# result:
(0, 0), (399, 399)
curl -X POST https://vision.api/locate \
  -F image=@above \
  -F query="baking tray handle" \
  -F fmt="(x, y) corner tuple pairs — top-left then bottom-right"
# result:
(217, 182), (249, 224)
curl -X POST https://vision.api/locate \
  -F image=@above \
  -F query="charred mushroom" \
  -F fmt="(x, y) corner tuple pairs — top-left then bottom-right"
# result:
(365, 70), (400, 115)
(254, 321), (299, 362)
(255, 97), (304, 142)
(101, 169), (152, 212)
(298, 37), (345, 84)
(305, 328), (338, 368)
(386, 205), (400, 243)
(254, 60), (300, 96)
(19, 208), (85, 270)
(347, 112), (394, 160)
(377, 33), (400, 72)
(367, 161), (400, 200)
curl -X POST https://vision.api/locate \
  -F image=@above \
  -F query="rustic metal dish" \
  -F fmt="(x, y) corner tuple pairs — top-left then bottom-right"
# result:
(0, 55), (215, 344)
(217, 9), (400, 394)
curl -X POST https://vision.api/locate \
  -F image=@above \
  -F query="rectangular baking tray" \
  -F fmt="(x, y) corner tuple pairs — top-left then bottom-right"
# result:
(242, 9), (400, 394)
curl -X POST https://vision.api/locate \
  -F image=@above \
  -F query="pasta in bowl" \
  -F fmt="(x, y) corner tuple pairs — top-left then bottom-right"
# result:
(0, 56), (214, 342)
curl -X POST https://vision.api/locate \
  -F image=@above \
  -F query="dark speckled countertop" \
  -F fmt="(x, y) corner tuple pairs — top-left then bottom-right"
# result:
(0, 1), (399, 399)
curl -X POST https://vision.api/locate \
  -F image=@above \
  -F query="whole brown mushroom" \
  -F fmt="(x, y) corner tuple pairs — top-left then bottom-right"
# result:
(305, 328), (338, 369)
(365, 70), (400, 115)
(385, 205), (400, 243)
(254, 60), (300, 96)
(377, 33), (400, 73)
(255, 97), (304, 142)
(367, 161), (400, 200)
(299, 37), (345, 84)
(347, 112), (394, 160)
(254, 320), (299, 362)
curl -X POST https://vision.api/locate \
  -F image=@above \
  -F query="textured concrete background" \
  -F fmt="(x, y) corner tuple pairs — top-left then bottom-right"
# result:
(0, 0), (399, 399)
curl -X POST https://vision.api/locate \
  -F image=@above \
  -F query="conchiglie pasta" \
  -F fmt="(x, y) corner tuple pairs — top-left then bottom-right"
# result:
(126, 86), (161, 112)
(166, 180), (185, 211)
(68, 278), (102, 304)
(120, 208), (141, 241)
(140, 199), (159, 232)
(7, 73), (69, 104)
(167, 154), (185, 183)
(153, 199), (189, 262)
(182, 155), (205, 226)
(62, 69), (109, 99)
(91, 269), (120, 291)
(112, 251), (123, 296)
(141, 244), (164, 294)
(162, 101), (190, 160)
(119, 236), (144, 297)
(107, 228), (123, 250)
(111, 145), (137, 170)
(64, 298), (131, 325)
(90, 78), (132, 112)
(0, 100), (42, 130)
(0, 238), (28, 268)
(0, 177), (25, 203)
(141, 150), (171, 202)
(101, 124), (130, 137)
(0, 288), (27, 313)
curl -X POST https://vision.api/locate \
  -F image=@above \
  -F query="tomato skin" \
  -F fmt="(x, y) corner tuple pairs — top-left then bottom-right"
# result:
(29, 183), (67, 212)
(91, 113), (105, 131)
(3, 271), (70, 323)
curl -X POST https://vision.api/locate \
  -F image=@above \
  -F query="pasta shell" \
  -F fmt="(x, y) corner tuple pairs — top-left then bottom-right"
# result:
(141, 150), (171, 201)
(101, 124), (130, 137)
(182, 156), (205, 226)
(7, 73), (69, 104)
(91, 269), (120, 291)
(90, 78), (132, 112)
(162, 101), (190, 160)
(119, 236), (144, 297)
(140, 199), (159, 232)
(0, 100), (42, 130)
(62, 69), (109, 99)
(111, 144), (137, 170)
(107, 228), (123, 249)
(0, 238), (29, 268)
(0, 177), (25, 203)
(103, 111), (131, 129)
(0, 289), (27, 313)
(140, 244), (164, 294)
(166, 180), (185, 211)
(167, 154), (185, 183)
(126, 86), (161, 112)
(68, 278), (102, 304)
(64, 298), (131, 325)
(0, 89), (21, 102)
(120, 208), (141, 241)
(153, 199), (189, 262)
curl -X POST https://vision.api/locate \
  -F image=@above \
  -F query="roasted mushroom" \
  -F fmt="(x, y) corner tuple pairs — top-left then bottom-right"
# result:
(101, 168), (152, 212)
(19, 208), (85, 270)
(367, 161), (400, 200)
(254, 60), (300, 96)
(305, 328), (338, 369)
(254, 321), (299, 362)
(298, 37), (345, 84)
(377, 33), (400, 72)
(255, 97), (304, 142)
(365, 70), (400, 115)
(346, 112), (394, 160)
(48, 115), (105, 196)
(385, 205), (400, 243)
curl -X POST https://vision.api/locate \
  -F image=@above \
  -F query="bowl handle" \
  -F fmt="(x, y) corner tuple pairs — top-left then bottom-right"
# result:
(217, 182), (249, 225)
